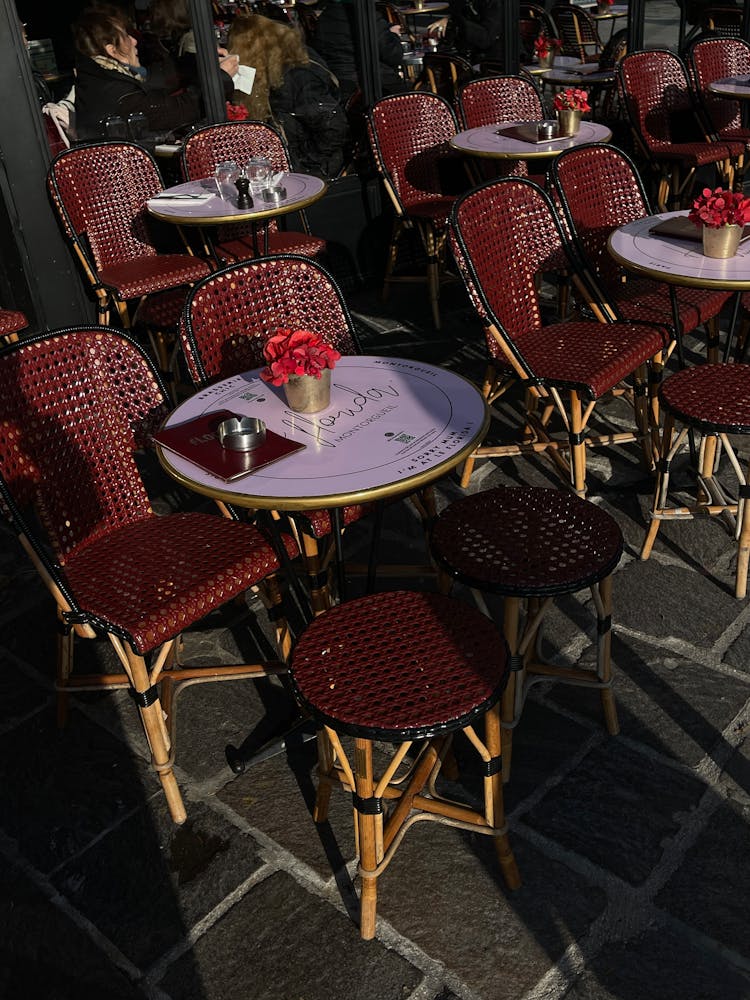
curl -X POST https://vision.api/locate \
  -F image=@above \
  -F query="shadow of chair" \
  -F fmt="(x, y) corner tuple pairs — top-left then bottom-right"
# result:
(0, 326), (295, 824)
(448, 177), (672, 493)
(180, 120), (327, 264)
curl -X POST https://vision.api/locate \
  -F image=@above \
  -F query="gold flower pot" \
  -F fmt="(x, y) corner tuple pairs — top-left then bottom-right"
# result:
(702, 223), (743, 259)
(283, 368), (332, 413)
(537, 52), (556, 69)
(556, 109), (582, 137)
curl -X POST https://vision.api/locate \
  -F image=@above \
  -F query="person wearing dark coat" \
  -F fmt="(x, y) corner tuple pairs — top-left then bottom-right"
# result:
(446, 0), (504, 64)
(72, 6), (233, 141)
(312, 0), (405, 100)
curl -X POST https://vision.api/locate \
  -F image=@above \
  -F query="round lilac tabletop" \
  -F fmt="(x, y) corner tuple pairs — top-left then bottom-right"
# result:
(708, 76), (750, 100)
(608, 211), (750, 290)
(450, 120), (612, 160)
(590, 4), (627, 18)
(157, 356), (490, 510)
(146, 173), (327, 225)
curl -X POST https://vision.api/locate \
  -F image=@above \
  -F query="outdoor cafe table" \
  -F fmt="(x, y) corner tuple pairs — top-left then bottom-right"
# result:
(450, 120), (612, 166)
(608, 210), (750, 365)
(708, 76), (750, 101)
(156, 355), (489, 604)
(146, 173), (326, 259)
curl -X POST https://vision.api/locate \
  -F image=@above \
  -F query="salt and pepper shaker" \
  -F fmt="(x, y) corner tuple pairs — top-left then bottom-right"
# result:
(235, 175), (253, 209)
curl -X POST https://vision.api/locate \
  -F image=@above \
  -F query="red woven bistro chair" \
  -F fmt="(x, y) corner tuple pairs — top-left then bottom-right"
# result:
(46, 141), (211, 383)
(551, 4), (603, 64)
(616, 49), (745, 211)
(180, 120), (326, 263)
(687, 36), (750, 181)
(551, 142), (732, 362)
(180, 254), (381, 614)
(0, 308), (28, 344)
(367, 91), (462, 329)
(0, 326), (296, 824)
(448, 177), (672, 494)
(431, 487), (624, 777)
(641, 363), (750, 599)
(289, 590), (521, 939)
(420, 52), (475, 104)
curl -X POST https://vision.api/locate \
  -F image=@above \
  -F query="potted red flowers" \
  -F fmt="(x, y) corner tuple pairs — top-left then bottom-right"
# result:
(552, 87), (591, 135)
(534, 33), (562, 69)
(597, 0), (614, 14)
(260, 328), (341, 413)
(688, 187), (750, 258)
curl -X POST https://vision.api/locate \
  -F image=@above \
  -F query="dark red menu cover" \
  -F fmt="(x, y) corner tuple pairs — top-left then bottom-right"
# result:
(154, 409), (305, 482)
(650, 217), (750, 243)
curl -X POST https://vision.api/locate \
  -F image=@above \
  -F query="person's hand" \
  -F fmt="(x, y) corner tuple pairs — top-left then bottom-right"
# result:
(389, 23), (402, 34)
(427, 16), (448, 36)
(219, 50), (240, 78)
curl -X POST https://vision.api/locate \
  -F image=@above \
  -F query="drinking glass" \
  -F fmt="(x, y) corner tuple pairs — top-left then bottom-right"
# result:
(214, 160), (240, 200)
(245, 156), (272, 194)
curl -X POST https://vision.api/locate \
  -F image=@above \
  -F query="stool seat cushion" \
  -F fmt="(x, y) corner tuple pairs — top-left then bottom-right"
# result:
(290, 591), (509, 741)
(660, 363), (750, 435)
(431, 487), (623, 597)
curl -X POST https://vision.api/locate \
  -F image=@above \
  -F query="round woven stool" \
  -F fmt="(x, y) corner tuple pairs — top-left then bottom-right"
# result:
(641, 363), (750, 598)
(430, 487), (624, 779)
(289, 589), (521, 940)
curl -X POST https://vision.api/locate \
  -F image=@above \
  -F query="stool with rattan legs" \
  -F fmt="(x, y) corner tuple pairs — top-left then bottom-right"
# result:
(430, 487), (624, 781)
(288, 590), (521, 940)
(641, 364), (750, 599)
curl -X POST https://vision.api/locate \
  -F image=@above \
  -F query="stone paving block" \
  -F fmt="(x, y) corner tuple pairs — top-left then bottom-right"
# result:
(52, 799), (263, 969)
(561, 919), (750, 999)
(721, 735), (750, 807)
(159, 870), (423, 1000)
(613, 561), (743, 647)
(0, 657), (51, 727)
(0, 708), (158, 874)
(722, 624), (750, 675)
(521, 741), (707, 885)
(378, 827), (606, 1000)
(655, 798), (750, 962)
(0, 859), (146, 1000)
(547, 633), (750, 768)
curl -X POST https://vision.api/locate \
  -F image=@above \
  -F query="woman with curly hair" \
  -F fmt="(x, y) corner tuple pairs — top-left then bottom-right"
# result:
(228, 13), (348, 178)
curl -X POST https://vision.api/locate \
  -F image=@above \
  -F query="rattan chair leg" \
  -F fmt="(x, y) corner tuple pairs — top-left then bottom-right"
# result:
(568, 390), (587, 497)
(56, 616), (74, 729)
(501, 596), (522, 782)
(594, 574), (619, 735)
(354, 737), (379, 940)
(641, 412), (677, 560)
(735, 476), (750, 599)
(484, 704), (521, 890)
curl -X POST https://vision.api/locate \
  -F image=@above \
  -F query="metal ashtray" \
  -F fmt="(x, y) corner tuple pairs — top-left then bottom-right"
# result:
(260, 186), (287, 204)
(217, 416), (266, 452)
(537, 120), (559, 141)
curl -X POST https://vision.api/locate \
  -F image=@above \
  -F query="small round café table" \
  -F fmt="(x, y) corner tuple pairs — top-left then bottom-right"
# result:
(156, 355), (489, 604)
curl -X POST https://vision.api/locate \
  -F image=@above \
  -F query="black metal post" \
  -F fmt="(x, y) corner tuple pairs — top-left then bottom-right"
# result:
(502, 0), (520, 73)
(627, 0), (645, 52)
(187, 0), (226, 123)
(353, 0), (383, 108)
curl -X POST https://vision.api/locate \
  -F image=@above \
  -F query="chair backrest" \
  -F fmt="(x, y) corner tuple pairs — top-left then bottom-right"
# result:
(551, 142), (651, 290)
(180, 253), (361, 386)
(181, 120), (293, 181)
(617, 48), (701, 153)
(688, 36), (750, 136)
(47, 142), (164, 275)
(367, 91), (459, 215)
(519, 3), (559, 61)
(421, 53), (475, 103)
(551, 5), (602, 62)
(702, 6), (742, 33)
(0, 327), (167, 572)
(457, 75), (544, 129)
(448, 178), (570, 373)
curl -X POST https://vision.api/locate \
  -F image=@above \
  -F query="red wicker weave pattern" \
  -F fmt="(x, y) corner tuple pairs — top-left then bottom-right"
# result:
(551, 5), (602, 63)
(552, 144), (730, 333)
(0, 309), (27, 337)
(617, 50), (744, 161)
(660, 363), (750, 433)
(180, 122), (324, 259)
(431, 487), (623, 595)
(458, 76), (544, 130)
(97, 254), (210, 301)
(182, 256), (359, 384)
(368, 92), (459, 213)
(290, 591), (508, 736)
(689, 38), (750, 140)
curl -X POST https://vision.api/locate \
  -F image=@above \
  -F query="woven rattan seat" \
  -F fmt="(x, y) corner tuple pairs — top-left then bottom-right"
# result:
(431, 487), (624, 776)
(642, 364), (750, 597)
(180, 121), (326, 264)
(290, 589), (520, 938)
(0, 308), (27, 343)
(0, 327), (295, 824)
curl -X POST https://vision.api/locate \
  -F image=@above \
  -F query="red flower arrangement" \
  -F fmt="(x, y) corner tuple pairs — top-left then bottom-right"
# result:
(688, 187), (750, 229)
(534, 33), (562, 60)
(597, 0), (614, 7)
(553, 87), (591, 112)
(226, 102), (249, 121)
(260, 329), (341, 386)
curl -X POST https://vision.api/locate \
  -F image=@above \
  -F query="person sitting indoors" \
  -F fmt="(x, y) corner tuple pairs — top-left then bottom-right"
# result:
(144, 0), (239, 94)
(72, 5), (236, 141)
(312, 0), (406, 101)
(228, 13), (349, 179)
(430, 0), (504, 64)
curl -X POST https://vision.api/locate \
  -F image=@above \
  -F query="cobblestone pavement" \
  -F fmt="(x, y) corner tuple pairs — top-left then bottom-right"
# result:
(2, 268), (749, 1000)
